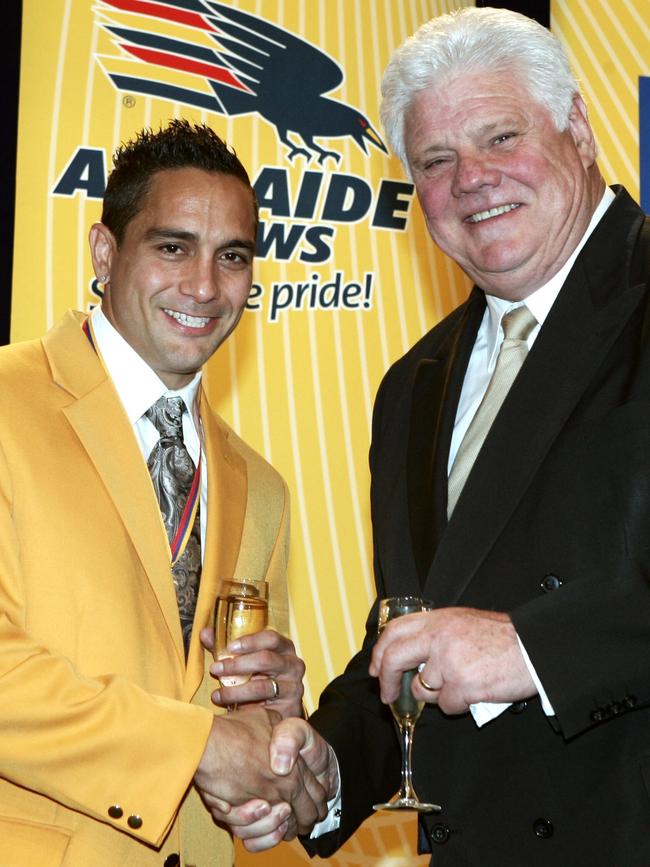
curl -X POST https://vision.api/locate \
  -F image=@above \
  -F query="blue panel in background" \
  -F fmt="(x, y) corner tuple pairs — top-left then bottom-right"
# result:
(640, 77), (649, 215)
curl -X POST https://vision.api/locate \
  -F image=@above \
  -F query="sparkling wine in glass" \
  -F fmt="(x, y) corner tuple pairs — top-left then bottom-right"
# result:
(373, 595), (441, 813)
(214, 578), (268, 708)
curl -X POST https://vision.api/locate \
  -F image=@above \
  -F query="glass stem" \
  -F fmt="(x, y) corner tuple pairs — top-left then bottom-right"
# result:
(397, 719), (418, 800)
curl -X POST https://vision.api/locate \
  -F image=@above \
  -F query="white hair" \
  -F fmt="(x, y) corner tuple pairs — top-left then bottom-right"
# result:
(380, 6), (581, 166)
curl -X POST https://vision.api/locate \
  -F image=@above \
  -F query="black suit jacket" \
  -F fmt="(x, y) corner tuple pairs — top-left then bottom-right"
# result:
(307, 187), (650, 865)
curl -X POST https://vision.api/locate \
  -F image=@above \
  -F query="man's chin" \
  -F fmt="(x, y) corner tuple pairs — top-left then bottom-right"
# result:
(153, 346), (218, 387)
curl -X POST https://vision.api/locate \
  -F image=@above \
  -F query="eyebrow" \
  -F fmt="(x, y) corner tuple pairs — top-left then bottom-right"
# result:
(145, 228), (197, 242)
(224, 238), (256, 251)
(144, 228), (255, 250)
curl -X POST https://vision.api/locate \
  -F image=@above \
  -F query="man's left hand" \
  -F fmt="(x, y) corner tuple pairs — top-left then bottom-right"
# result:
(207, 799), (294, 852)
(369, 607), (536, 715)
(201, 627), (305, 718)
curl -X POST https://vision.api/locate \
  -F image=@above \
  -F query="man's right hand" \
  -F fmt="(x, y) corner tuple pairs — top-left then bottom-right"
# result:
(222, 718), (340, 851)
(193, 707), (327, 836)
(270, 717), (339, 803)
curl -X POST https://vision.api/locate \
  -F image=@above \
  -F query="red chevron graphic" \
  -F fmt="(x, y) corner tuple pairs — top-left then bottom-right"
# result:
(101, 0), (216, 32)
(121, 44), (247, 90)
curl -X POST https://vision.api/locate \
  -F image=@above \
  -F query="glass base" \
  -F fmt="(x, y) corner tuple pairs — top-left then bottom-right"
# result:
(373, 796), (441, 813)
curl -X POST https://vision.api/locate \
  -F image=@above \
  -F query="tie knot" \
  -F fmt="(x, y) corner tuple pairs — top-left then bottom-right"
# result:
(501, 305), (537, 342)
(145, 396), (185, 439)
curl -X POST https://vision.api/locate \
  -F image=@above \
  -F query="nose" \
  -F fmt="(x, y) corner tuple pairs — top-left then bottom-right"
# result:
(452, 152), (500, 197)
(180, 255), (219, 303)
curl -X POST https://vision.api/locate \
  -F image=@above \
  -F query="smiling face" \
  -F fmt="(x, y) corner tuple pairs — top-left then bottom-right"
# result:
(404, 70), (604, 299)
(89, 167), (257, 388)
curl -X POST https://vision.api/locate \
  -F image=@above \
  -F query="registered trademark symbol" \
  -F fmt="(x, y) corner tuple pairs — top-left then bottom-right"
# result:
(122, 95), (136, 108)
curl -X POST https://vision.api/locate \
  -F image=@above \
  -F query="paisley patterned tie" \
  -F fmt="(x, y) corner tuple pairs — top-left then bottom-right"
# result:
(145, 396), (201, 657)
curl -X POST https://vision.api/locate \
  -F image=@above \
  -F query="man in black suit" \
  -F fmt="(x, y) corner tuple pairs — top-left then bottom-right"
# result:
(224, 7), (650, 863)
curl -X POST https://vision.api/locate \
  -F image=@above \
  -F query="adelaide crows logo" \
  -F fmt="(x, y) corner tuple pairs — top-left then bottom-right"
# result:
(94, 0), (387, 166)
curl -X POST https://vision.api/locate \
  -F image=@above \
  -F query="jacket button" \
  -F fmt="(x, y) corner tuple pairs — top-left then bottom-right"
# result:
(590, 708), (605, 722)
(509, 700), (528, 714)
(127, 814), (143, 829)
(107, 805), (123, 819)
(431, 823), (451, 844)
(533, 817), (554, 839)
(164, 855), (180, 867)
(541, 574), (562, 593)
(623, 694), (637, 710)
(607, 701), (622, 716)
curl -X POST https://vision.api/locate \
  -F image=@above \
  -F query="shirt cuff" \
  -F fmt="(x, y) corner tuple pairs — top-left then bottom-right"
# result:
(309, 749), (342, 838)
(469, 700), (511, 727)
(516, 634), (555, 716)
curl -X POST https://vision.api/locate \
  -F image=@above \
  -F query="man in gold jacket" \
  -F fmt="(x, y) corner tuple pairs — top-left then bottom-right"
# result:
(0, 120), (325, 866)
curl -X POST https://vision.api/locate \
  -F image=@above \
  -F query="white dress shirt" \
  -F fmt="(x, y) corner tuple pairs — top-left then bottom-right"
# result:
(89, 305), (208, 560)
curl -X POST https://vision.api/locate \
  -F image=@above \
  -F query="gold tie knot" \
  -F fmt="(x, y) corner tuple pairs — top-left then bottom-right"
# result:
(501, 305), (537, 343)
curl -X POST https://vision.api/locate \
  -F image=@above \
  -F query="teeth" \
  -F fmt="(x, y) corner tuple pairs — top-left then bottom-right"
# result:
(467, 203), (520, 223)
(165, 309), (211, 328)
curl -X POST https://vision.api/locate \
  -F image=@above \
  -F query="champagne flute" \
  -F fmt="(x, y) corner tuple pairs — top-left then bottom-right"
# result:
(214, 578), (269, 710)
(373, 595), (440, 813)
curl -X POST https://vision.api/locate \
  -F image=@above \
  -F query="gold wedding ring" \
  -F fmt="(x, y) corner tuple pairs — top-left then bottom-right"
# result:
(417, 670), (436, 691)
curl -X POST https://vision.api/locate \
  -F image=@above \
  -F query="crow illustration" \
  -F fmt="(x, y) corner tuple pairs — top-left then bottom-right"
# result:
(205, 2), (388, 164)
(99, 0), (388, 165)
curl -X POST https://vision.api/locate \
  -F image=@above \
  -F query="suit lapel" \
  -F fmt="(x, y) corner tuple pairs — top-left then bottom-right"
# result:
(44, 312), (184, 662)
(424, 189), (648, 605)
(184, 392), (247, 698)
(407, 290), (485, 581)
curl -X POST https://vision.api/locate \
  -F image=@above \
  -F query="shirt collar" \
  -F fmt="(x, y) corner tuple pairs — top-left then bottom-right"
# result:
(484, 186), (615, 361)
(90, 305), (203, 424)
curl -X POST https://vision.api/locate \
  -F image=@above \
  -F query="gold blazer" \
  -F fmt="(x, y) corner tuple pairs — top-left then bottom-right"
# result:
(0, 311), (289, 866)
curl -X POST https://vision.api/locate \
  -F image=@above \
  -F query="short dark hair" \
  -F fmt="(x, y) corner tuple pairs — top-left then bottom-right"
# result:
(101, 119), (257, 244)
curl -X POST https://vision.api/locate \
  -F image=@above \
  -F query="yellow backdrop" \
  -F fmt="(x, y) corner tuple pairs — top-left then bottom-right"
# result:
(12, 1), (647, 864)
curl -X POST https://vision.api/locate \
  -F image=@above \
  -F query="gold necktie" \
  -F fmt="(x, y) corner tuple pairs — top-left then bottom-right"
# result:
(447, 305), (537, 517)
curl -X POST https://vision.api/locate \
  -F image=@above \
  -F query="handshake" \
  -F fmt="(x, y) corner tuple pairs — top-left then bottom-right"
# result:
(193, 626), (340, 852)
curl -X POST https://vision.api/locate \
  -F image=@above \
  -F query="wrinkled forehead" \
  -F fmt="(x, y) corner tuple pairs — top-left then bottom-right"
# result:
(403, 71), (545, 149)
(405, 65), (536, 118)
